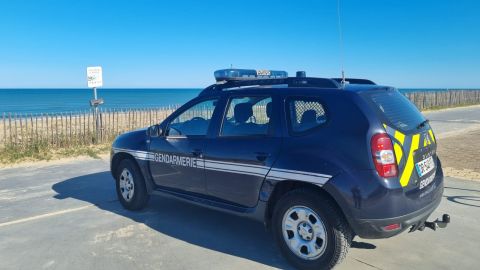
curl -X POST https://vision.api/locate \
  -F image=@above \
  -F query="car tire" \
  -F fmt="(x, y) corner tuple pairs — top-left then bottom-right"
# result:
(272, 188), (352, 270)
(115, 159), (150, 210)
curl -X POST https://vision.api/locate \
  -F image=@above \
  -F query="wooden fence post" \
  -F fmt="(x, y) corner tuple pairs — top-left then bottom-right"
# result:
(8, 113), (12, 146)
(2, 112), (5, 148)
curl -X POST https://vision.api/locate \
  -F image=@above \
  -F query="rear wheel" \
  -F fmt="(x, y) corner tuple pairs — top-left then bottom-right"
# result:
(272, 189), (352, 270)
(115, 159), (149, 210)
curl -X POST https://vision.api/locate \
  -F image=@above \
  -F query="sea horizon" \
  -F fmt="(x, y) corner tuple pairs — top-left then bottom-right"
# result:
(1, 87), (479, 114)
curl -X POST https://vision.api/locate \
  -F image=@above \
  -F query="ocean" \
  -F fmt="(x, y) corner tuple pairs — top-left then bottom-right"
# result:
(0, 88), (478, 114)
(0, 88), (202, 114)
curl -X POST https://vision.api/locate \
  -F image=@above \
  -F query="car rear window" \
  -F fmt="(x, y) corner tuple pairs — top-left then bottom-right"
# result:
(362, 89), (425, 132)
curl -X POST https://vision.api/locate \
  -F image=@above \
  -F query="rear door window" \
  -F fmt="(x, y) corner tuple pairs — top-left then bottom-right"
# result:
(287, 97), (327, 134)
(362, 89), (425, 132)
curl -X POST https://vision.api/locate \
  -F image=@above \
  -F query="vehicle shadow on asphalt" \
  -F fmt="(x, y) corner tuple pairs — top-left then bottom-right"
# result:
(52, 171), (294, 269)
(444, 186), (480, 208)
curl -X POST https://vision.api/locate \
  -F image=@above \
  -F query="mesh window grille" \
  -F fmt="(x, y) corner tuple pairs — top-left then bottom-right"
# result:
(289, 99), (327, 133)
(291, 100), (326, 124)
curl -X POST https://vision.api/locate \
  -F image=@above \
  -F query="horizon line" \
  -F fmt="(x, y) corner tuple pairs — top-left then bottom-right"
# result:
(1, 87), (480, 90)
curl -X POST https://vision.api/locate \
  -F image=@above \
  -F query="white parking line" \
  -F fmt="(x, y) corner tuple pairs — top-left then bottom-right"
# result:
(0, 205), (93, 228)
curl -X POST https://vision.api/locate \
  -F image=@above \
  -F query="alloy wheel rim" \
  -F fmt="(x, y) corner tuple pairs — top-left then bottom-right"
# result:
(119, 168), (135, 202)
(282, 205), (328, 260)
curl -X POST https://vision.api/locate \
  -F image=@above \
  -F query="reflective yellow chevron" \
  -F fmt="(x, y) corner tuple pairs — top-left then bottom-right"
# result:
(428, 129), (435, 143)
(424, 128), (437, 146)
(393, 130), (405, 165)
(394, 143), (403, 164)
(394, 130), (405, 144)
(400, 134), (420, 187)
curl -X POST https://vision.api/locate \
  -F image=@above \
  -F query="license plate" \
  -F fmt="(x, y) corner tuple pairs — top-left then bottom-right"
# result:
(415, 156), (435, 177)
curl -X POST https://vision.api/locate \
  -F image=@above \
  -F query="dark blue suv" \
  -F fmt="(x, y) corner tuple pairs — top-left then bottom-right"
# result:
(110, 69), (448, 270)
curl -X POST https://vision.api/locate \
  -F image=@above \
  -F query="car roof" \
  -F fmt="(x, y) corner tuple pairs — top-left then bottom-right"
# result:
(198, 77), (391, 97)
(342, 84), (392, 93)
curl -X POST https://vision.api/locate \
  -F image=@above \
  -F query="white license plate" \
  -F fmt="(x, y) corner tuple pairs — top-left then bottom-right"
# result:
(415, 156), (435, 177)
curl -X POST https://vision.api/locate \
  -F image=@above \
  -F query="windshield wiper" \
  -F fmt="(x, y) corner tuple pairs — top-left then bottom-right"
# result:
(417, 119), (429, 129)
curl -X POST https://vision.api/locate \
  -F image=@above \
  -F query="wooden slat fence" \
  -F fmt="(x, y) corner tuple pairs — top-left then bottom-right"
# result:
(1, 90), (480, 151)
(0, 106), (178, 149)
(404, 90), (480, 110)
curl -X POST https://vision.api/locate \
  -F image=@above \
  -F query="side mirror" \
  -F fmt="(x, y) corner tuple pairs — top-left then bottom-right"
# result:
(147, 125), (163, 137)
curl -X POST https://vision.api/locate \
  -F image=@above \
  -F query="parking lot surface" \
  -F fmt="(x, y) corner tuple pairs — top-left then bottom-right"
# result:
(425, 105), (480, 180)
(424, 105), (480, 138)
(0, 158), (479, 270)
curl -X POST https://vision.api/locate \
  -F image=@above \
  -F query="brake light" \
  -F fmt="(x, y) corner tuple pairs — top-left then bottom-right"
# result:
(371, 133), (398, 178)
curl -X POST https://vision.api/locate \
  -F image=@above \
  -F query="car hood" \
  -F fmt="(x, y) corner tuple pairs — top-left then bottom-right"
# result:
(112, 128), (149, 151)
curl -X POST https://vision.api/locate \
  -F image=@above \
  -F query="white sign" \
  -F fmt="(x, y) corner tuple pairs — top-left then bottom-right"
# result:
(87, 66), (103, 88)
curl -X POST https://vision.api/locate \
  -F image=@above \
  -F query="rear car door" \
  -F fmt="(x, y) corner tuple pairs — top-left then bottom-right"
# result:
(203, 94), (281, 207)
(149, 98), (218, 194)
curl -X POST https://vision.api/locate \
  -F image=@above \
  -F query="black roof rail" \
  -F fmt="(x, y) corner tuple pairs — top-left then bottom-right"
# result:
(199, 77), (340, 96)
(332, 78), (376, 85)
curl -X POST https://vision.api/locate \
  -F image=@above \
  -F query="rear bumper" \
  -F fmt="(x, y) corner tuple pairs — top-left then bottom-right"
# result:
(351, 181), (443, 238)
(324, 163), (445, 239)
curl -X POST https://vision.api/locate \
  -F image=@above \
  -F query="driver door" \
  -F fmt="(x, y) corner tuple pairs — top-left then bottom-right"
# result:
(149, 99), (218, 194)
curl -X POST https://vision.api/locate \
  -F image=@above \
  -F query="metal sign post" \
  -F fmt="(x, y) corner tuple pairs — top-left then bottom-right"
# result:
(87, 66), (104, 143)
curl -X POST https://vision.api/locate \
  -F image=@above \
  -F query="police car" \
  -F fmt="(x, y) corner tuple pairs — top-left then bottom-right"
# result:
(110, 69), (449, 270)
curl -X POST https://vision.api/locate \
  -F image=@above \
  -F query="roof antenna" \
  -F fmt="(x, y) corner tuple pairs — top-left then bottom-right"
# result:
(337, 0), (346, 87)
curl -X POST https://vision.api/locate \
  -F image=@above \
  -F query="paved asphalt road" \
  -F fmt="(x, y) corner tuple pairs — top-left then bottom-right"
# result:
(1, 160), (479, 270)
(1, 105), (479, 270)
(424, 105), (480, 138)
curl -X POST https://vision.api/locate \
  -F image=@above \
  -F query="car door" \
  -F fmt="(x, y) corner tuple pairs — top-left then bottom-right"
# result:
(149, 98), (218, 194)
(203, 94), (282, 207)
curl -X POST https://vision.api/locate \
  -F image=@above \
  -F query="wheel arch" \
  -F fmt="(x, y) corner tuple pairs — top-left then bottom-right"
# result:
(264, 180), (349, 230)
(111, 151), (155, 193)
(111, 152), (137, 178)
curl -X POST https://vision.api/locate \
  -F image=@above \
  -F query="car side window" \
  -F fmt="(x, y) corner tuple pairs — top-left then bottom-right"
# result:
(167, 99), (217, 136)
(288, 97), (327, 133)
(221, 96), (272, 136)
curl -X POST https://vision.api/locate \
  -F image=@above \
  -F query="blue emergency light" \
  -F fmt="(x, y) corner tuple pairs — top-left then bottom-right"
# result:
(214, 69), (288, 82)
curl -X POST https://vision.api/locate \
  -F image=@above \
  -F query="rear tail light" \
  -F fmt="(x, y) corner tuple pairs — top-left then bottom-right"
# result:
(371, 133), (398, 178)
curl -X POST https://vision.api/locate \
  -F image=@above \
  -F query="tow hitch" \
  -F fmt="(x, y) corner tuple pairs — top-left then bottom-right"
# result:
(415, 214), (450, 232)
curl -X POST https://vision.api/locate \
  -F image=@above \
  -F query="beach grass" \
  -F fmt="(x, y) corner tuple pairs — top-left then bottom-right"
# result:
(0, 141), (111, 164)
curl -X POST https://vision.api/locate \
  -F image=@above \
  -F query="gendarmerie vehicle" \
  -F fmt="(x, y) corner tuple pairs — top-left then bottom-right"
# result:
(110, 69), (449, 270)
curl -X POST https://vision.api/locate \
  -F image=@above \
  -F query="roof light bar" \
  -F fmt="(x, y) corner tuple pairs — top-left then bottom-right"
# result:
(214, 69), (288, 82)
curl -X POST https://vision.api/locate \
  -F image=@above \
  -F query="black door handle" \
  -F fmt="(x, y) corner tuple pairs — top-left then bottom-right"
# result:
(192, 149), (203, 158)
(255, 152), (270, 161)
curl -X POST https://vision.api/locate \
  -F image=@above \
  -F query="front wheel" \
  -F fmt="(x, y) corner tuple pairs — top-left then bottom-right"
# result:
(115, 159), (150, 210)
(272, 189), (352, 270)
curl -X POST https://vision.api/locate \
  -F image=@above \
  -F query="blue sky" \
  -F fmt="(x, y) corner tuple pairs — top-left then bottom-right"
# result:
(0, 0), (479, 88)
